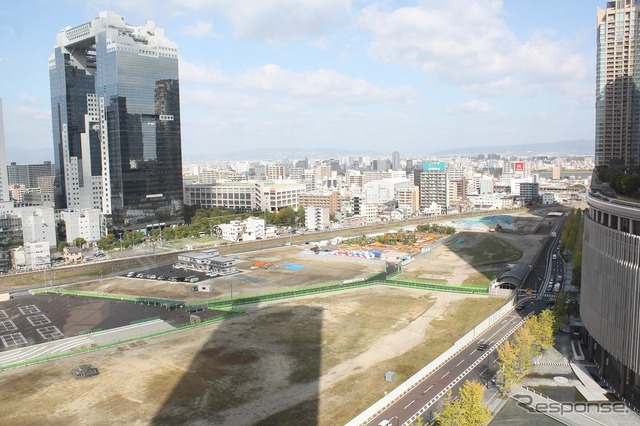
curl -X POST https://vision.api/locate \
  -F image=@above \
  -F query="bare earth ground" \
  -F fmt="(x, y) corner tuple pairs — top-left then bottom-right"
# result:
(399, 215), (545, 285)
(64, 245), (382, 303)
(0, 286), (505, 426)
(0, 221), (538, 425)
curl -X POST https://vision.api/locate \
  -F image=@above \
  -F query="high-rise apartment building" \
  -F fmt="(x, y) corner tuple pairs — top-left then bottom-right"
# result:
(596, 1), (640, 167)
(419, 170), (450, 214)
(0, 99), (10, 203)
(580, 0), (640, 411)
(49, 11), (183, 230)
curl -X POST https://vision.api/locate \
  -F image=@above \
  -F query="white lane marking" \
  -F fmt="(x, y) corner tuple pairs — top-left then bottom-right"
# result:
(422, 385), (434, 394)
(456, 360), (465, 367)
(441, 372), (449, 379)
(404, 400), (415, 410)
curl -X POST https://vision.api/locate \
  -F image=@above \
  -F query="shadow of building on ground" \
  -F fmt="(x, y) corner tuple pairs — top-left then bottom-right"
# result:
(151, 305), (323, 425)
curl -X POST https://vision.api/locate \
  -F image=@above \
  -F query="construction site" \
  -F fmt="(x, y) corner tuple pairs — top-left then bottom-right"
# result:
(0, 211), (555, 425)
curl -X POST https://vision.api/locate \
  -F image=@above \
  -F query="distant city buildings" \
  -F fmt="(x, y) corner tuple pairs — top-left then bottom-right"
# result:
(49, 11), (184, 231)
(392, 151), (401, 171)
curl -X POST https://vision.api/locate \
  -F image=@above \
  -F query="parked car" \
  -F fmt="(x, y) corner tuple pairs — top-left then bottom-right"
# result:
(127, 272), (135, 278)
(148, 275), (157, 280)
(157, 276), (166, 281)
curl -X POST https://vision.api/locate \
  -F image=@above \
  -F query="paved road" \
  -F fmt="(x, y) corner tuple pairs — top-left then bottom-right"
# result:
(365, 304), (538, 426)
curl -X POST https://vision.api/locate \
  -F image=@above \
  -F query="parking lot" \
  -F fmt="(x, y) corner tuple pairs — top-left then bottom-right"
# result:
(122, 264), (210, 284)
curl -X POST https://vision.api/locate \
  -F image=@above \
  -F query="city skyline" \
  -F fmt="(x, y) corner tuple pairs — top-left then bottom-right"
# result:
(2, 1), (602, 163)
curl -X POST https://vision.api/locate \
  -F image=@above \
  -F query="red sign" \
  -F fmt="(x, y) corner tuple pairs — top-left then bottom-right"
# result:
(514, 162), (524, 172)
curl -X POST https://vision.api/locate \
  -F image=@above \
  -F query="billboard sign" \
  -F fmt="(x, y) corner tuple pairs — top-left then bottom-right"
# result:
(514, 161), (525, 172)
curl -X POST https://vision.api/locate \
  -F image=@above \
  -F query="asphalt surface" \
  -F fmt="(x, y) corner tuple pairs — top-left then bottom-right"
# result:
(0, 293), (227, 350)
(366, 304), (536, 425)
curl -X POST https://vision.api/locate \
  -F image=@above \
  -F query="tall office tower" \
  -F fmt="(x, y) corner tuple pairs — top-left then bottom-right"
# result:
(580, 0), (640, 411)
(596, 1), (640, 167)
(392, 151), (400, 170)
(49, 11), (183, 230)
(0, 99), (10, 203)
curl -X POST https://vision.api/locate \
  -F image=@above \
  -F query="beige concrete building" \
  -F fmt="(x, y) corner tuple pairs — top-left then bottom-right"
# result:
(298, 191), (341, 214)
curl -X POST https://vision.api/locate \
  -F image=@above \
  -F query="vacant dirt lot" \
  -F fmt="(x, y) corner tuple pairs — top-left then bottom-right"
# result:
(0, 286), (507, 426)
(64, 245), (383, 303)
(0, 219), (540, 425)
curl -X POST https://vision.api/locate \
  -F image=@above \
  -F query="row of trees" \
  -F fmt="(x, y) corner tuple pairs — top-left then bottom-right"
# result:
(496, 310), (555, 393)
(596, 165), (640, 197)
(560, 208), (584, 287)
(416, 223), (456, 234)
(93, 206), (307, 251)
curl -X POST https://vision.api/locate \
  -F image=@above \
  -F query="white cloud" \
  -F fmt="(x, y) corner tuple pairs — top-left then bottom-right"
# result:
(179, 58), (227, 85)
(183, 90), (262, 111)
(444, 100), (494, 114)
(358, 0), (588, 99)
(237, 64), (416, 104)
(181, 20), (219, 38)
(170, 0), (352, 42)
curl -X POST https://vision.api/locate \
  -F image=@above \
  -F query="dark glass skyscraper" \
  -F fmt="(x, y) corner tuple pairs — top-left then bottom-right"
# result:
(49, 11), (183, 230)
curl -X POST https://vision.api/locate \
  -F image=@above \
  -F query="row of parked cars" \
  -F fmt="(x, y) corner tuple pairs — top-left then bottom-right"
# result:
(126, 272), (199, 283)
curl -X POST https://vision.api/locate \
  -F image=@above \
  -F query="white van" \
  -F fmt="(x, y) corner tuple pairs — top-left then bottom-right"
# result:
(378, 421), (392, 426)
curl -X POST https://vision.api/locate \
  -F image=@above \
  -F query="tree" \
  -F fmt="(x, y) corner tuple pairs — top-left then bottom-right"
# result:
(527, 312), (554, 352)
(513, 326), (536, 374)
(436, 380), (491, 426)
(496, 340), (524, 393)
(74, 237), (87, 249)
(57, 241), (69, 253)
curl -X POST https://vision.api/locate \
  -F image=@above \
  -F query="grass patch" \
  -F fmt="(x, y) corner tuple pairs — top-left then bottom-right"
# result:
(393, 269), (451, 283)
(447, 234), (522, 266)
(462, 270), (500, 287)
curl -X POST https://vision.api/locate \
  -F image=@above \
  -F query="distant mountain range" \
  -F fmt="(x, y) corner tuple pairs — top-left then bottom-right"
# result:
(8, 139), (594, 164)
(427, 139), (594, 157)
(208, 139), (594, 161)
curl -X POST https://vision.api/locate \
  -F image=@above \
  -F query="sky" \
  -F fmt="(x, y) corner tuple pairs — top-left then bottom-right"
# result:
(0, 0), (605, 163)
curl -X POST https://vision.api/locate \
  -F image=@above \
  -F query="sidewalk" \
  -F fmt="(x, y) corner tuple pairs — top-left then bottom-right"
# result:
(490, 333), (640, 425)
(511, 385), (605, 426)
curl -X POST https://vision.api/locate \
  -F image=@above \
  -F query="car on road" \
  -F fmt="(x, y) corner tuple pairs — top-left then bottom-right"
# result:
(516, 304), (526, 311)
(477, 343), (489, 351)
